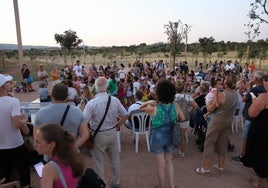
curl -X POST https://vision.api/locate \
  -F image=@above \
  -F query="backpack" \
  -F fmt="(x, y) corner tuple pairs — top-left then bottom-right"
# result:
(77, 168), (106, 188)
(175, 94), (191, 121)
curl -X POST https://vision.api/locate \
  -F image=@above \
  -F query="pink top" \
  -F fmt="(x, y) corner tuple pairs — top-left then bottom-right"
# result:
(53, 160), (79, 188)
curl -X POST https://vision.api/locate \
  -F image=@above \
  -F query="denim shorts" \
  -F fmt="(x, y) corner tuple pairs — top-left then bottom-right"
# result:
(242, 120), (251, 139)
(150, 124), (173, 154)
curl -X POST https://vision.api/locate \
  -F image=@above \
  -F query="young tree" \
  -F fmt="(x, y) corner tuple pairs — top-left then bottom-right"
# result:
(198, 37), (216, 63)
(54, 29), (83, 65)
(164, 20), (185, 70)
(183, 24), (192, 61)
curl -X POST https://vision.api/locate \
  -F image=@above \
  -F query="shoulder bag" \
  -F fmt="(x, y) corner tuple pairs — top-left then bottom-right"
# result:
(87, 96), (111, 150)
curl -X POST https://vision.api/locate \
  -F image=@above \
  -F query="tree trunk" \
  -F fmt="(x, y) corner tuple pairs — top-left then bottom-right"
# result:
(246, 45), (250, 64)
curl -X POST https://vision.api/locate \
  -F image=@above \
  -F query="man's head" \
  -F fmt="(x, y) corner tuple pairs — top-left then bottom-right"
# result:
(0, 74), (13, 93)
(95, 76), (108, 93)
(253, 71), (265, 84)
(51, 83), (68, 102)
(0, 74), (13, 87)
(134, 91), (143, 101)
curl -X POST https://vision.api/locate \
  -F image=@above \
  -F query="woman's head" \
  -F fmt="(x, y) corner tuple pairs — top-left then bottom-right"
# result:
(211, 77), (222, 88)
(156, 80), (176, 104)
(176, 81), (184, 93)
(34, 123), (83, 177)
(34, 123), (74, 157)
(224, 74), (237, 89)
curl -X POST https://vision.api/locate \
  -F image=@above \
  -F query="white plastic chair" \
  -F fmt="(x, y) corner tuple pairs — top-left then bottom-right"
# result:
(130, 111), (151, 153)
(232, 102), (245, 134)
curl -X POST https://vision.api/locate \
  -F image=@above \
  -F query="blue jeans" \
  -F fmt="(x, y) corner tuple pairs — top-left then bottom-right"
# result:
(150, 124), (173, 154)
(242, 120), (251, 139)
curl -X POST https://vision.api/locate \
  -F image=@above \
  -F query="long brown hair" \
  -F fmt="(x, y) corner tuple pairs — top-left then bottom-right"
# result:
(37, 123), (83, 177)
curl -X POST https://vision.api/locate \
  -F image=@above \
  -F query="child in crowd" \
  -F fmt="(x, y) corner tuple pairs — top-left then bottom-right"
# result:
(204, 78), (222, 120)
(205, 78), (222, 107)
(39, 81), (51, 102)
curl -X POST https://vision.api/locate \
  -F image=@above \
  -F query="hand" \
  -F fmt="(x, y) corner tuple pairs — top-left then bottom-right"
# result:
(20, 124), (30, 136)
(21, 114), (28, 123)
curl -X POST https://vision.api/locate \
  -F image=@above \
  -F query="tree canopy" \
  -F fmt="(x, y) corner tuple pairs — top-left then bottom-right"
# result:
(54, 29), (83, 51)
(245, 0), (268, 39)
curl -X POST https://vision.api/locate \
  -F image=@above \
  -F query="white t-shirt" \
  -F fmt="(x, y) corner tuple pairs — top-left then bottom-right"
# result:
(205, 88), (217, 105)
(225, 63), (235, 71)
(0, 96), (24, 149)
(133, 81), (140, 95)
(73, 65), (83, 77)
(118, 69), (126, 80)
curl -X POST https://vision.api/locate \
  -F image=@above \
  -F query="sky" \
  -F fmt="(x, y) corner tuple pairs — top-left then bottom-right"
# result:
(0, 0), (268, 47)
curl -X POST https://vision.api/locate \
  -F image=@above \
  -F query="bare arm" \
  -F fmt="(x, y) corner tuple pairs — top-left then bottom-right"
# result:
(207, 92), (224, 113)
(74, 122), (90, 149)
(189, 100), (199, 113)
(175, 103), (185, 122)
(140, 100), (157, 116)
(11, 114), (29, 135)
(116, 115), (129, 129)
(41, 164), (56, 188)
(248, 93), (267, 118)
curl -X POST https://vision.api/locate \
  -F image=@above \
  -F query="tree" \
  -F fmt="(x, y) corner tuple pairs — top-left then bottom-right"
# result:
(183, 24), (192, 61)
(245, 0), (268, 40)
(198, 37), (216, 63)
(54, 29), (83, 65)
(164, 20), (185, 69)
(237, 49), (245, 63)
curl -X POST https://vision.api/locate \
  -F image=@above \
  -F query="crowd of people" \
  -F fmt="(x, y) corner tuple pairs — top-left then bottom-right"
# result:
(0, 58), (267, 188)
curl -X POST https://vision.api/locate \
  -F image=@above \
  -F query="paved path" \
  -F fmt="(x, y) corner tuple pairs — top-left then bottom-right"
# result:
(14, 84), (259, 188)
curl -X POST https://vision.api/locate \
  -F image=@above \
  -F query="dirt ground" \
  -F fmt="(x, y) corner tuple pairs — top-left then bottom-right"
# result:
(11, 82), (265, 188)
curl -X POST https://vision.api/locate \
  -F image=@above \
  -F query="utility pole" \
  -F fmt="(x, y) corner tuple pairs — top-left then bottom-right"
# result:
(13, 0), (23, 67)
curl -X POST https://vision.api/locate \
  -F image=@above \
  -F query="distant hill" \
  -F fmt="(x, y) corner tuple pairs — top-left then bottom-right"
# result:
(0, 43), (101, 50)
(0, 43), (55, 50)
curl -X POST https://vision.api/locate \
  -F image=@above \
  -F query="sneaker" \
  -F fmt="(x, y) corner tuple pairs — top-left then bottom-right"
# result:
(231, 155), (243, 164)
(179, 152), (185, 158)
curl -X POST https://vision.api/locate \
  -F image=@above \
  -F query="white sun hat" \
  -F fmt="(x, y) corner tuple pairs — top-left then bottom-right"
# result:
(0, 74), (13, 87)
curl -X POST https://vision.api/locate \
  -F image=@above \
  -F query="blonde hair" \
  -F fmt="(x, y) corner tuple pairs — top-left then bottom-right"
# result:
(225, 74), (237, 89)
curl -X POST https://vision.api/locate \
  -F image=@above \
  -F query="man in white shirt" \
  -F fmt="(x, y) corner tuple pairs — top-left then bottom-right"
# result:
(117, 64), (126, 81)
(83, 77), (128, 188)
(133, 76), (140, 95)
(37, 64), (49, 85)
(224, 60), (235, 74)
(73, 60), (83, 77)
(0, 74), (30, 187)
(125, 91), (143, 130)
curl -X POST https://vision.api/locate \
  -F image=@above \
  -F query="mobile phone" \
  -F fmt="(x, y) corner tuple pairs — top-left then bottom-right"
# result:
(250, 92), (256, 99)
(34, 162), (44, 178)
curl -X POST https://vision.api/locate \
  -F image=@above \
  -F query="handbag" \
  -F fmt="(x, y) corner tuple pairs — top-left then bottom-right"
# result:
(77, 168), (106, 188)
(172, 121), (181, 148)
(87, 96), (111, 150)
(49, 159), (106, 188)
(173, 103), (181, 148)
(27, 76), (33, 83)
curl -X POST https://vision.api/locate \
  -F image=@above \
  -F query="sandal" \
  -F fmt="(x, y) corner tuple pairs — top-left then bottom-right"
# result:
(213, 164), (224, 173)
(195, 167), (210, 176)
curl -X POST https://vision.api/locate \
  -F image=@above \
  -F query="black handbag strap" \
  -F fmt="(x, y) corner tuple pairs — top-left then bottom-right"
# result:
(60, 104), (70, 126)
(92, 96), (111, 138)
